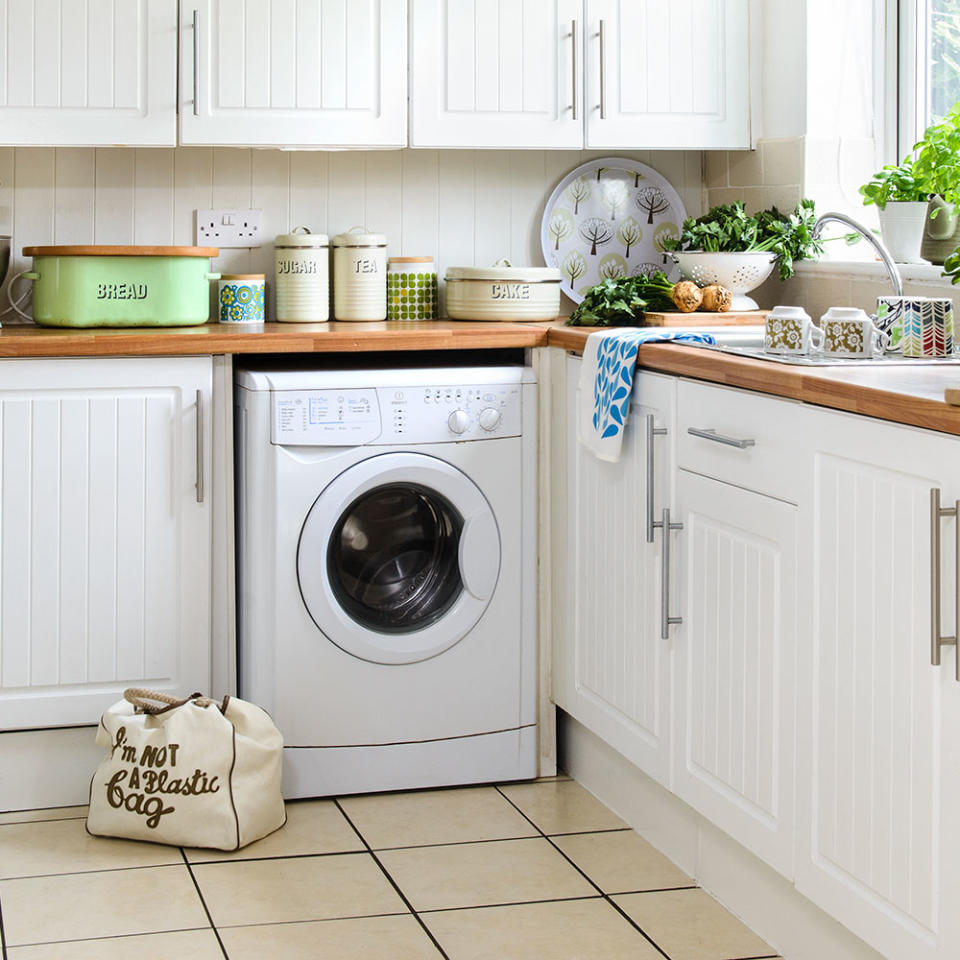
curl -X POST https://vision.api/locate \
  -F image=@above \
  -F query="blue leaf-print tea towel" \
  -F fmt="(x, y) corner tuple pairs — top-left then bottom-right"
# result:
(578, 328), (717, 462)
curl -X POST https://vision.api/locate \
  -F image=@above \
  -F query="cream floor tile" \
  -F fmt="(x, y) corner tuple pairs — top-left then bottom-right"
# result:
(378, 837), (596, 912)
(552, 830), (693, 893)
(0, 865), (208, 946)
(497, 780), (626, 835)
(192, 852), (406, 927)
(6, 929), (224, 959)
(0, 818), (181, 879)
(339, 787), (537, 849)
(423, 897), (664, 960)
(184, 799), (364, 862)
(219, 913), (442, 959)
(0, 807), (87, 826)
(614, 888), (775, 960)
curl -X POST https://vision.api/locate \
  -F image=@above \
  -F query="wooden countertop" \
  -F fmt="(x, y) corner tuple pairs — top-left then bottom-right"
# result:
(548, 322), (960, 437)
(4, 317), (960, 436)
(0, 320), (550, 357)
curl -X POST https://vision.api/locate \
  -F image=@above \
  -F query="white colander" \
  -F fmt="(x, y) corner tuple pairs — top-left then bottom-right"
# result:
(670, 251), (777, 311)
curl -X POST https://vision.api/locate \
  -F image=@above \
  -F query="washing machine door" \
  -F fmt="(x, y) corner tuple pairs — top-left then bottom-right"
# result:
(297, 452), (501, 664)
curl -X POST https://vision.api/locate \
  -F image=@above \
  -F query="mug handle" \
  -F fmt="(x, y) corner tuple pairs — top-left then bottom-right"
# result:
(870, 326), (891, 357)
(809, 324), (825, 353)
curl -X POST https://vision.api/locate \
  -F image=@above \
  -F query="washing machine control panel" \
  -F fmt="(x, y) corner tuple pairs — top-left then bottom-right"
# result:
(271, 383), (523, 445)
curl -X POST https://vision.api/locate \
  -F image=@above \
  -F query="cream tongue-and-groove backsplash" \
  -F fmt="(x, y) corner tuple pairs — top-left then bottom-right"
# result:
(0, 147), (703, 321)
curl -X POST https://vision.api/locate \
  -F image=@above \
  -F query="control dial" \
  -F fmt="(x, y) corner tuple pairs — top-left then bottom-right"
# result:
(447, 409), (470, 435)
(478, 407), (502, 431)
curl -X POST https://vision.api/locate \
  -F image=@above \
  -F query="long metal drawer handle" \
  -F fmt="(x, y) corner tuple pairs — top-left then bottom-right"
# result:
(193, 10), (200, 117)
(660, 507), (683, 640)
(598, 19), (607, 119)
(570, 20), (578, 120)
(930, 488), (959, 678)
(196, 389), (204, 504)
(687, 426), (756, 449)
(645, 414), (667, 543)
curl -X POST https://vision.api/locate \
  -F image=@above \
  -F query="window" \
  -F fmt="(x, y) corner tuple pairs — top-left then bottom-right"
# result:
(898, 0), (960, 155)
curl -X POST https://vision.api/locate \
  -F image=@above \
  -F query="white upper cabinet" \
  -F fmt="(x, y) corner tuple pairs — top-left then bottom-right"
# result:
(410, 0), (583, 149)
(585, 0), (750, 150)
(0, 0), (177, 146)
(179, 0), (407, 147)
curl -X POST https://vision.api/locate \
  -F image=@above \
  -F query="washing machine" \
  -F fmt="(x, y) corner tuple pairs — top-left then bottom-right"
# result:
(234, 363), (538, 798)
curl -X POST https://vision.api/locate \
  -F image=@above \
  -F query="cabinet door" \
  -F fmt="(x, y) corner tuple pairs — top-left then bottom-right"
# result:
(554, 357), (675, 786)
(0, 358), (212, 730)
(0, 0), (176, 146)
(585, 0), (750, 149)
(674, 469), (797, 878)
(409, 0), (583, 149)
(180, 0), (406, 147)
(795, 415), (960, 960)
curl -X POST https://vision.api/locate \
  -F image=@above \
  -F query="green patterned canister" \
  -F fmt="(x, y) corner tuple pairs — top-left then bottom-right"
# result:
(219, 274), (265, 323)
(387, 257), (437, 321)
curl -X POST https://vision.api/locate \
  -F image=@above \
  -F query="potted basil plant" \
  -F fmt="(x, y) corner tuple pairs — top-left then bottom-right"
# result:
(912, 103), (960, 263)
(859, 158), (929, 263)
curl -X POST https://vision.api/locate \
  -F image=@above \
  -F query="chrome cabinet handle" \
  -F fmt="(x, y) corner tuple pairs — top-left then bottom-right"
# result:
(192, 10), (200, 117)
(930, 488), (959, 678)
(196, 389), (204, 503)
(570, 19), (578, 120)
(660, 507), (683, 640)
(687, 426), (756, 449)
(598, 19), (606, 119)
(645, 414), (667, 543)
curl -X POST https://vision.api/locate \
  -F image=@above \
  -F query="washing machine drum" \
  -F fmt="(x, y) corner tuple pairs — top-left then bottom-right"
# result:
(297, 452), (501, 664)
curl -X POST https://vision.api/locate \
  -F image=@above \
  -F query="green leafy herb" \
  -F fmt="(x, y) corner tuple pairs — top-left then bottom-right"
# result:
(942, 247), (960, 284)
(567, 272), (677, 327)
(863, 103), (960, 211)
(659, 199), (824, 281)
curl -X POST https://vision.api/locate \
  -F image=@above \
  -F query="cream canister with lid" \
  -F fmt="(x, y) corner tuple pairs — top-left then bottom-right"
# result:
(332, 227), (387, 321)
(274, 226), (329, 322)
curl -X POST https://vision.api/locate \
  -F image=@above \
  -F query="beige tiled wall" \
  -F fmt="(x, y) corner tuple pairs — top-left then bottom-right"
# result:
(704, 137), (804, 214)
(755, 270), (960, 318)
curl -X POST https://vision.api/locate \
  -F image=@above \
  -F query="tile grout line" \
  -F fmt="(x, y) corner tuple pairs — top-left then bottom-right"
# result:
(0, 860), (189, 883)
(178, 848), (230, 960)
(493, 785), (674, 960)
(3, 925), (214, 951)
(333, 798), (451, 960)
(0, 880), (8, 960)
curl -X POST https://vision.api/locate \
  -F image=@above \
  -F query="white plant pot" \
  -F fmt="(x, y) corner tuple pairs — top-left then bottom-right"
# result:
(877, 201), (930, 264)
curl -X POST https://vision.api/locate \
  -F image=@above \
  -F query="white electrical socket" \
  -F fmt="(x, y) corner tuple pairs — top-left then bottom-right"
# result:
(195, 209), (263, 248)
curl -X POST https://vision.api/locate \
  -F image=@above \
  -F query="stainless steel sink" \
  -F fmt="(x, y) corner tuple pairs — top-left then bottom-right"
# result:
(671, 326), (960, 367)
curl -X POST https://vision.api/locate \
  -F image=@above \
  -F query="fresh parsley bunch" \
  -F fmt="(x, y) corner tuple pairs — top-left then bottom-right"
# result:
(568, 272), (677, 326)
(660, 199), (824, 281)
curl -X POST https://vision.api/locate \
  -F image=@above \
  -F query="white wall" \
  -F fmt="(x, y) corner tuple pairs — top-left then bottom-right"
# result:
(0, 147), (703, 320)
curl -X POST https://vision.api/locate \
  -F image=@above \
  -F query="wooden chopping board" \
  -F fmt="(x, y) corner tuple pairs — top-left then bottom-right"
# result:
(642, 309), (767, 326)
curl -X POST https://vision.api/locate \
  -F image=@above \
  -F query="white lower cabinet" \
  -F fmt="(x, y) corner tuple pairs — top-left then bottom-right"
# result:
(554, 356), (675, 786)
(674, 469), (797, 878)
(0, 357), (213, 731)
(554, 354), (960, 958)
(794, 411), (960, 960)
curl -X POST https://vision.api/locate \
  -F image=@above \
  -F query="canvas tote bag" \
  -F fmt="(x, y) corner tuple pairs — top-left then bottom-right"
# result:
(87, 689), (286, 850)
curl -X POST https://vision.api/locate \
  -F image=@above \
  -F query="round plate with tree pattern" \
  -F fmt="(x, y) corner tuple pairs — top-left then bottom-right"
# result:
(540, 156), (686, 304)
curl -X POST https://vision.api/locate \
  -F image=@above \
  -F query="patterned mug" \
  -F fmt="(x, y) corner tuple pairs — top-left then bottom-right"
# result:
(820, 307), (889, 358)
(764, 305), (824, 355)
(877, 296), (954, 357)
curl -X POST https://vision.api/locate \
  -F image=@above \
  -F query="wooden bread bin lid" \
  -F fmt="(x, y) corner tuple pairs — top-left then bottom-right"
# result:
(23, 245), (219, 257)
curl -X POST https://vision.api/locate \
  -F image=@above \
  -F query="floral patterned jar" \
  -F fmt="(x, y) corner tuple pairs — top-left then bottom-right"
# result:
(219, 274), (265, 324)
(387, 257), (437, 321)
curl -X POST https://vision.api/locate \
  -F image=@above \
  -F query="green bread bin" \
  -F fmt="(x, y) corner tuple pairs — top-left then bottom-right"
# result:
(16, 245), (221, 327)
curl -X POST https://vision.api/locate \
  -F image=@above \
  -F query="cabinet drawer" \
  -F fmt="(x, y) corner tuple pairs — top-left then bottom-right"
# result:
(677, 380), (808, 502)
